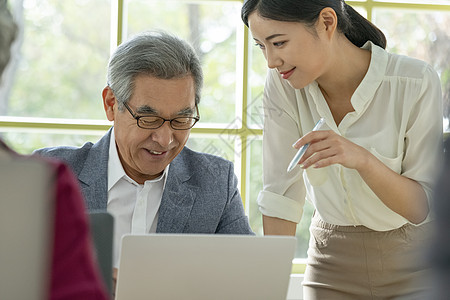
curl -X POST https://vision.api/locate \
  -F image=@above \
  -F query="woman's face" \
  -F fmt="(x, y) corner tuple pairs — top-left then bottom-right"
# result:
(248, 12), (332, 89)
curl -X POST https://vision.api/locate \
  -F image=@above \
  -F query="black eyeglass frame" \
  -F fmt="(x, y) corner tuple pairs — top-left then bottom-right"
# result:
(122, 102), (200, 130)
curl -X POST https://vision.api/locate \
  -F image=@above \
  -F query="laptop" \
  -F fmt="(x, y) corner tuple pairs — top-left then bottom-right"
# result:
(115, 234), (296, 300)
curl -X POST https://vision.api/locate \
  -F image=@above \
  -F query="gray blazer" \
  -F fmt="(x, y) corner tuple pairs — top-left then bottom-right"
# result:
(35, 128), (254, 234)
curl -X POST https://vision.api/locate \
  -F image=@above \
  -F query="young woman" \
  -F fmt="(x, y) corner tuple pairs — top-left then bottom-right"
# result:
(241, 0), (443, 299)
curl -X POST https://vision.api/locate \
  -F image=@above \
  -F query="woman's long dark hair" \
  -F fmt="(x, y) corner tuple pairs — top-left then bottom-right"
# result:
(241, 0), (386, 49)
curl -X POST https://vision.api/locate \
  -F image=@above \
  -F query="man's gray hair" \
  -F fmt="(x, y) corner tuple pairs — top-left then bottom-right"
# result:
(107, 30), (203, 110)
(0, 0), (17, 76)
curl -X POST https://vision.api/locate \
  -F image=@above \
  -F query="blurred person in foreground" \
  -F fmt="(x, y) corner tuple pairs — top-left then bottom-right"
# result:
(34, 30), (254, 289)
(429, 136), (450, 300)
(0, 0), (109, 299)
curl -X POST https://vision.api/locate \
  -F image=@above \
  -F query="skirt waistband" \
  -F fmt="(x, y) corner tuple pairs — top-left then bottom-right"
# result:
(311, 212), (430, 233)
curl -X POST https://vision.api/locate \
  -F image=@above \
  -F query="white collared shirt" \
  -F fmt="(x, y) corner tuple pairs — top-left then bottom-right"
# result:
(258, 41), (443, 231)
(107, 129), (169, 267)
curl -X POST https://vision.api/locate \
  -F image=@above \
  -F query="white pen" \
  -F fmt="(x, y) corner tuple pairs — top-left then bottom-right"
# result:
(287, 117), (326, 172)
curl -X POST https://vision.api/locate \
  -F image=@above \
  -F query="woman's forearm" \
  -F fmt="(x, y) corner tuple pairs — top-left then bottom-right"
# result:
(358, 154), (429, 224)
(262, 215), (297, 236)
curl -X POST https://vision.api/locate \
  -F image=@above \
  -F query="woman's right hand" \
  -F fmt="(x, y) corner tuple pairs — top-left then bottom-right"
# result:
(293, 129), (371, 172)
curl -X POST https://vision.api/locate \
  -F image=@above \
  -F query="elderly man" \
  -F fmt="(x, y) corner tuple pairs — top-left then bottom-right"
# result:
(35, 31), (254, 272)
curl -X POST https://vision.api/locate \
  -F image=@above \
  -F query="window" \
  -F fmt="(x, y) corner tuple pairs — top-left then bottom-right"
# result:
(1, 0), (449, 270)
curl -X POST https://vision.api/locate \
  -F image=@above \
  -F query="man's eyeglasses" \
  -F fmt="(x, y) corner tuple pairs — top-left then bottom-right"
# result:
(123, 102), (200, 130)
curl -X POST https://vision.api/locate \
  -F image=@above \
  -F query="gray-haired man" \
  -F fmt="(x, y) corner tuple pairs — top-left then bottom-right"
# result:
(35, 31), (254, 284)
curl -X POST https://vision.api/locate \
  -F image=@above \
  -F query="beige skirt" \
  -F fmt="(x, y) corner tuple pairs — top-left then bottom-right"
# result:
(303, 213), (434, 300)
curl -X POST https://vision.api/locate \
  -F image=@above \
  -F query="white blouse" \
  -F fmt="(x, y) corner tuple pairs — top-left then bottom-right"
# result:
(257, 41), (443, 231)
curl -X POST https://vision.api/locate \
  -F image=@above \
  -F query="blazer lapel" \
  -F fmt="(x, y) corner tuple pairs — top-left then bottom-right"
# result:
(78, 129), (111, 211)
(157, 150), (199, 233)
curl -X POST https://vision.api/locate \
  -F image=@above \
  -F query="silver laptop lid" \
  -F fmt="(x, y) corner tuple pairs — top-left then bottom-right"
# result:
(116, 234), (296, 300)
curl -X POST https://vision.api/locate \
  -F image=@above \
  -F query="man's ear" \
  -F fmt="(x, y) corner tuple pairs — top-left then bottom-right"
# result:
(318, 7), (338, 40)
(102, 86), (116, 122)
